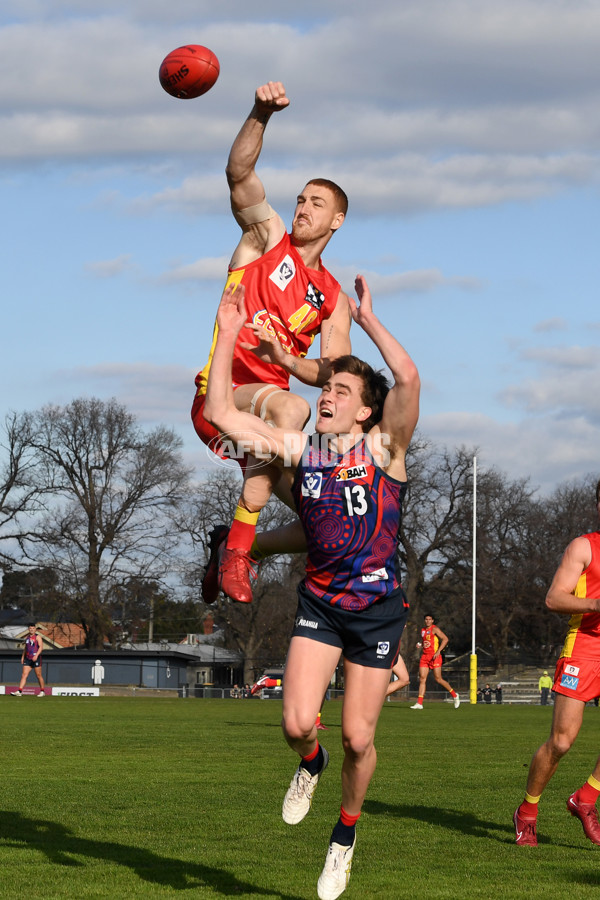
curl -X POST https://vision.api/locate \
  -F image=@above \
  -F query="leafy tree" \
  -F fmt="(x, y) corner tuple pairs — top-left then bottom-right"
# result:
(26, 398), (192, 649)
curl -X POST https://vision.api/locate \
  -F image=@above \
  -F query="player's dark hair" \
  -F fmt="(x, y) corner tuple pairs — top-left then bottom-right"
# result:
(596, 479), (600, 504)
(424, 613), (435, 622)
(330, 355), (390, 431)
(27, 622), (35, 628)
(307, 178), (348, 216)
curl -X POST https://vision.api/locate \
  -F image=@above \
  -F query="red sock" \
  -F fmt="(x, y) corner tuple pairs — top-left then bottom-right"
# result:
(450, 690), (457, 698)
(519, 799), (539, 818)
(340, 806), (361, 827)
(418, 696), (424, 704)
(578, 780), (600, 805)
(226, 516), (257, 552)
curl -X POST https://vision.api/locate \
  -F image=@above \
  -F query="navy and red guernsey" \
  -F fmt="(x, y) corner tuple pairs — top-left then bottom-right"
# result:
(291, 434), (407, 611)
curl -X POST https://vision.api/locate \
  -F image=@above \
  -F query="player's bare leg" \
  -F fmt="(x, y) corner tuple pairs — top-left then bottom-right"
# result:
(281, 638), (340, 826)
(34, 667), (46, 695)
(515, 694), (584, 846)
(386, 656), (409, 697)
(18, 666), (32, 691)
(432, 666), (460, 706)
(339, 661), (390, 815)
(214, 383), (310, 603)
(411, 666), (429, 709)
(317, 661), (389, 900)
(282, 637), (340, 757)
(526, 694), (584, 796)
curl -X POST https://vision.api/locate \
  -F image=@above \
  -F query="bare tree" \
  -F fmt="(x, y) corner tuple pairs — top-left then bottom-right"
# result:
(0, 411), (44, 569)
(26, 397), (192, 648)
(180, 469), (301, 681)
(399, 434), (476, 658)
(468, 468), (541, 667)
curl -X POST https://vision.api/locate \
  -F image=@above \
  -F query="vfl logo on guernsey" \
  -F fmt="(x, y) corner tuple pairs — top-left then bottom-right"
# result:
(269, 256), (296, 291)
(336, 465), (368, 482)
(305, 283), (324, 310)
(560, 674), (579, 691)
(301, 472), (323, 498)
(377, 641), (390, 659)
(362, 567), (389, 583)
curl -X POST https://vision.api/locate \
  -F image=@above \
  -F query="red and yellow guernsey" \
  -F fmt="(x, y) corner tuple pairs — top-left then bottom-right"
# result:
(560, 531), (600, 660)
(195, 232), (341, 396)
(421, 625), (439, 659)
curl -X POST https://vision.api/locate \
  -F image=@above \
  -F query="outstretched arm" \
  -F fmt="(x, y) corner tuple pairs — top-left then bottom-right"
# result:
(204, 284), (306, 468)
(349, 275), (420, 477)
(241, 288), (352, 388)
(226, 82), (288, 265)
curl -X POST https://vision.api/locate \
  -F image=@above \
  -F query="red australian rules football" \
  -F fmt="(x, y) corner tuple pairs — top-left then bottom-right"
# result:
(159, 45), (220, 99)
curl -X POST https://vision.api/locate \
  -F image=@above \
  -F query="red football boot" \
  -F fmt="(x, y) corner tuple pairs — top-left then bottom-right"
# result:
(513, 807), (538, 847)
(218, 547), (259, 603)
(567, 792), (600, 845)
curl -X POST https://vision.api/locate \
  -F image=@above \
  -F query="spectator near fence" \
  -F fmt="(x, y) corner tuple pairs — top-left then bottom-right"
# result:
(539, 670), (553, 705)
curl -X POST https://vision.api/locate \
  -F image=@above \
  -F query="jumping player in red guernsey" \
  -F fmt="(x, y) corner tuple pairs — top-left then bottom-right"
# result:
(410, 614), (460, 709)
(515, 478), (600, 848)
(192, 80), (351, 606)
(203, 273), (419, 900)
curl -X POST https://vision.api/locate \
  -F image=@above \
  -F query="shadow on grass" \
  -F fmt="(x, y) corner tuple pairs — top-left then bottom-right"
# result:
(0, 811), (304, 898)
(363, 800), (553, 846)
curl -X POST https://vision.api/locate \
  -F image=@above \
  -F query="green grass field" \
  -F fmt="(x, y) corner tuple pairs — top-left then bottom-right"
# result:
(2, 695), (600, 899)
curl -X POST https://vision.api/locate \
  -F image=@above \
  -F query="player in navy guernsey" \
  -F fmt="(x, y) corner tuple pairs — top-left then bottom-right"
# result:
(204, 273), (419, 900)
(292, 434), (405, 610)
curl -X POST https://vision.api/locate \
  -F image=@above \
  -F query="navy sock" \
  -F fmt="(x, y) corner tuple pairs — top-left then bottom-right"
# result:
(302, 745), (324, 776)
(330, 819), (356, 847)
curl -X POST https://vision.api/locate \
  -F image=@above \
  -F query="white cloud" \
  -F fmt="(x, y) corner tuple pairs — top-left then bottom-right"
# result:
(85, 254), (134, 278)
(534, 318), (568, 333)
(159, 256), (229, 283)
(496, 343), (600, 420)
(327, 265), (483, 298)
(1, 3), (600, 196)
(422, 409), (600, 495)
(51, 361), (195, 426)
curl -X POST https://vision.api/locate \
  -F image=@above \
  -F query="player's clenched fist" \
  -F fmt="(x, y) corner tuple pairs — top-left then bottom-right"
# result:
(255, 81), (290, 112)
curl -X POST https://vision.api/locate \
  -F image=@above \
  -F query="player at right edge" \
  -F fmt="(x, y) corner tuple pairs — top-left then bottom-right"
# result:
(514, 478), (600, 847)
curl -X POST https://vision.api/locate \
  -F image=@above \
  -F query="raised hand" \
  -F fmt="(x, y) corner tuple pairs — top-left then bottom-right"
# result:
(255, 81), (290, 113)
(348, 274), (375, 326)
(216, 282), (248, 336)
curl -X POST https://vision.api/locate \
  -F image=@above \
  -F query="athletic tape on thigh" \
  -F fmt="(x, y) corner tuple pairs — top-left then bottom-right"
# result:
(233, 198), (276, 227)
(249, 385), (286, 421)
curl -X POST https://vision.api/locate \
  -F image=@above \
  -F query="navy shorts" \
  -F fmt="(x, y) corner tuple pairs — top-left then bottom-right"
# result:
(23, 658), (41, 669)
(291, 582), (408, 669)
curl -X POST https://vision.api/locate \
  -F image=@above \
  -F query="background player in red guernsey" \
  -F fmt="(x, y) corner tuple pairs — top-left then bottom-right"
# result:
(192, 80), (351, 604)
(203, 273), (419, 900)
(411, 614), (460, 709)
(514, 478), (600, 848)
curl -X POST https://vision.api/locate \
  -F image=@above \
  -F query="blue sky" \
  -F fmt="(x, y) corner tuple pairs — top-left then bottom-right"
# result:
(1, 0), (599, 495)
